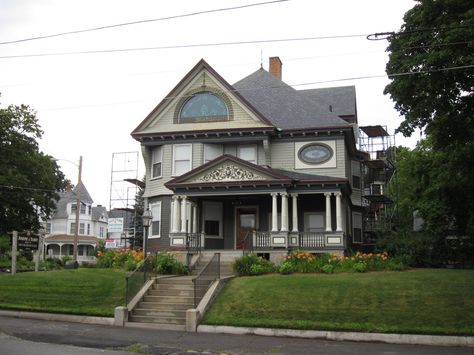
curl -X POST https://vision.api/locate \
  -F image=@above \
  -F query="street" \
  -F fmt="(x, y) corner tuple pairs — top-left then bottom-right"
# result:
(0, 316), (472, 355)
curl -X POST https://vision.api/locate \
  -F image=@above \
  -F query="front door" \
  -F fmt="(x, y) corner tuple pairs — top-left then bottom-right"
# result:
(236, 208), (257, 250)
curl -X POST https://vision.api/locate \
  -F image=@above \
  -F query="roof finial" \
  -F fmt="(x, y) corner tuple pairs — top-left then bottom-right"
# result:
(260, 49), (263, 69)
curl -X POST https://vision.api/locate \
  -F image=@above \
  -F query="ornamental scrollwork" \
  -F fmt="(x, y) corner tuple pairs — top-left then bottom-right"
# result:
(199, 164), (265, 182)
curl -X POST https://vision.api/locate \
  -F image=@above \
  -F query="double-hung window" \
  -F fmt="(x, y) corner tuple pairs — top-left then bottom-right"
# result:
(173, 144), (192, 176)
(204, 144), (223, 163)
(152, 146), (163, 178)
(150, 202), (162, 238)
(238, 145), (257, 164)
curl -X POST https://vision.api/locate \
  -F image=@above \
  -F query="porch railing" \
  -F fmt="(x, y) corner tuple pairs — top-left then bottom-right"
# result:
(125, 256), (155, 306)
(186, 233), (202, 253)
(298, 232), (325, 249)
(192, 252), (220, 307)
(254, 231), (271, 249)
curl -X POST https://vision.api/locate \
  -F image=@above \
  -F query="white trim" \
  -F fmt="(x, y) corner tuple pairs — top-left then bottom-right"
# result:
(149, 201), (162, 239)
(172, 143), (193, 177)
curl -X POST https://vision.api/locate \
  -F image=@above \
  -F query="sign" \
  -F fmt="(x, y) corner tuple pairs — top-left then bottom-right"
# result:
(18, 235), (39, 250)
(105, 239), (117, 249)
(108, 218), (124, 233)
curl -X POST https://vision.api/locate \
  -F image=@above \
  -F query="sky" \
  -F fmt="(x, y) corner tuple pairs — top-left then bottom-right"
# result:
(0, 0), (418, 209)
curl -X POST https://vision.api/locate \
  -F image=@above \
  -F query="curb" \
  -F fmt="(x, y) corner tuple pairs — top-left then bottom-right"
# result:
(0, 310), (114, 326)
(197, 325), (474, 348)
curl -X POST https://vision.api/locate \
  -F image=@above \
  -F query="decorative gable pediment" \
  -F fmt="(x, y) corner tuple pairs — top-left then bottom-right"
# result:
(189, 162), (269, 183)
(165, 154), (292, 190)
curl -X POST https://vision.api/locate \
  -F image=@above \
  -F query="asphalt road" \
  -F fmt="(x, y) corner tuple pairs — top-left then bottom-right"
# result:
(0, 316), (472, 355)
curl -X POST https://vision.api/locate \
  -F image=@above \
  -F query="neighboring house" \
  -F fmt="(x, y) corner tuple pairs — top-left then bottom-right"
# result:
(131, 57), (378, 260)
(43, 182), (108, 263)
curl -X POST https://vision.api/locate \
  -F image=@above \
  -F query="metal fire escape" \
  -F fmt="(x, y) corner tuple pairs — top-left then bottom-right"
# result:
(358, 125), (397, 246)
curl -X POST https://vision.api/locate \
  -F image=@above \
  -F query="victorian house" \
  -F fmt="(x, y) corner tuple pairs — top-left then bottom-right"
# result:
(131, 57), (367, 260)
(43, 182), (108, 263)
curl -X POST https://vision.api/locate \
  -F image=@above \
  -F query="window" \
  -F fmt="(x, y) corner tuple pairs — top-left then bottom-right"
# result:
(204, 144), (223, 163)
(351, 161), (361, 189)
(353, 212), (362, 243)
(202, 201), (222, 238)
(80, 203), (86, 214)
(70, 223), (76, 234)
(87, 206), (91, 215)
(237, 145), (257, 164)
(298, 144), (333, 164)
(99, 226), (105, 238)
(79, 223), (85, 235)
(173, 144), (192, 176)
(352, 175), (361, 189)
(87, 224), (91, 235)
(150, 202), (162, 238)
(179, 92), (228, 123)
(44, 222), (51, 234)
(152, 146), (163, 178)
(304, 213), (325, 232)
(71, 204), (77, 213)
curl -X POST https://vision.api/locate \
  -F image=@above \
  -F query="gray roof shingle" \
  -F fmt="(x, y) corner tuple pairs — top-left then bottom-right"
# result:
(233, 69), (351, 130)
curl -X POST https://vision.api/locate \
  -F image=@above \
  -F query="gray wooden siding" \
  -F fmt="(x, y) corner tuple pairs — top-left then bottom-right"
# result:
(146, 195), (172, 250)
(270, 138), (347, 178)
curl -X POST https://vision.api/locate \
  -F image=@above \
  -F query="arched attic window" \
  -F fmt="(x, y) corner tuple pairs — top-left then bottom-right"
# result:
(178, 91), (230, 123)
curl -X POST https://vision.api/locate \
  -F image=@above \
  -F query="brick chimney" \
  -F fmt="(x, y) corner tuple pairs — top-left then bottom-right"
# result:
(269, 56), (282, 80)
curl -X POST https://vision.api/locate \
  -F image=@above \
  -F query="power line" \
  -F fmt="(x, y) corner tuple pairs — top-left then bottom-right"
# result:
(367, 24), (474, 40)
(33, 64), (474, 112)
(0, 0), (289, 45)
(0, 184), (59, 193)
(0, 33), (368, 60)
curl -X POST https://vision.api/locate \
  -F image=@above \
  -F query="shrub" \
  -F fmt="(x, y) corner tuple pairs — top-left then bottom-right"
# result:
(233, 254), (275, 276)
(321, 264), (334, 274)
(352, 261), (367, 273)
(278, 261), (294, 275)
(284, 250), (317, 273)
(154, 253), (189, 275)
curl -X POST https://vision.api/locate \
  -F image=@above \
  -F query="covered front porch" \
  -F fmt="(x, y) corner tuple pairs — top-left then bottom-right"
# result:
(43, 235), (98, 263)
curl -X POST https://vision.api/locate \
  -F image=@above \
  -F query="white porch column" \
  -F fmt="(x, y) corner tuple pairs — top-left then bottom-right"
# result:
(271, 193), (278, 232)
(192, 204), (197, 234)
(335, 192), (343, 232)
(324, 192), (332, 232)
(291, 193), (298, 232)
(180, 196), (188, 233)
(171, 196), (180, 233)
(280, 192), (288, 232)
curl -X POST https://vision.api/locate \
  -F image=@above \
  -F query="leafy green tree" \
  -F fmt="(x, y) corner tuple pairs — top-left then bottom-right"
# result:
(0, 100), (68, 234)
(384, 1), (474, 237)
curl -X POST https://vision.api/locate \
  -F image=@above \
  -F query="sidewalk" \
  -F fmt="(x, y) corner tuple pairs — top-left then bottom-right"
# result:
(0, 311), (472, 354)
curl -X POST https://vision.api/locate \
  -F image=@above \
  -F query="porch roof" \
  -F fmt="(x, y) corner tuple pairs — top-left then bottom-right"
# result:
(165, 154), (350, 193)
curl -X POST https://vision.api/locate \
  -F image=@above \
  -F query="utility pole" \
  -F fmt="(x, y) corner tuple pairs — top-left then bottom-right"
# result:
(73, 156), (82, 261)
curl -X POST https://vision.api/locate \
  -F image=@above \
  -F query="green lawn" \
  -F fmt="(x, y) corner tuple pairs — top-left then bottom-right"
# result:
(203, 269), (474, 335)
(0, 268), (126, 317)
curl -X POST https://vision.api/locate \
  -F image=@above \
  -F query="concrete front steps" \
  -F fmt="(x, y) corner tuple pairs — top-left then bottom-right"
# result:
(193, 251), (242, 276)
(128, 276), (195, 330)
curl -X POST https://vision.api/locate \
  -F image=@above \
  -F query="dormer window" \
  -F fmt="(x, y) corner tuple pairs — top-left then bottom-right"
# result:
(179, 91), (229, 123)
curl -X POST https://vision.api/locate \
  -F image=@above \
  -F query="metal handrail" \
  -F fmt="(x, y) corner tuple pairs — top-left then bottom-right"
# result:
(192, 252), (220, 307)
(186, 232), (202, 253)
(242, 230), (253, 255)
(124, 255), (154, 306)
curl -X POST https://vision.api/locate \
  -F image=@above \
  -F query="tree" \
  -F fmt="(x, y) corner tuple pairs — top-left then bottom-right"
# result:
(0, 100), (68, 234)
(384, 1), (474, 237)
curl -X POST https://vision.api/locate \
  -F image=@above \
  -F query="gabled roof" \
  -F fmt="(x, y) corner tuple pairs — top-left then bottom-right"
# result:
(166, 154), (292, 189)
(92, 206), (108, 221)
(299, 86), (356, 118)
(233, 68), (351, 130)
(131, 59), (273, 138)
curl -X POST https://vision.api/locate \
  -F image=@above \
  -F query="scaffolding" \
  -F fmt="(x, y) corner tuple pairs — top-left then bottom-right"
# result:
(109, 151), (140, 248)
(358, 125), (397, 246)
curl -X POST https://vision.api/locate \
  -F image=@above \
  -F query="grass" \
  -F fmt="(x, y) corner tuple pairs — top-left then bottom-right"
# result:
(0, 268), (126, 317)
(203, 269), (474, 335)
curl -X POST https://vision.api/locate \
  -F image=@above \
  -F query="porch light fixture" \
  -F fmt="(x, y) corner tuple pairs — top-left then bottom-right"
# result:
(142, 209), (153, 257)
